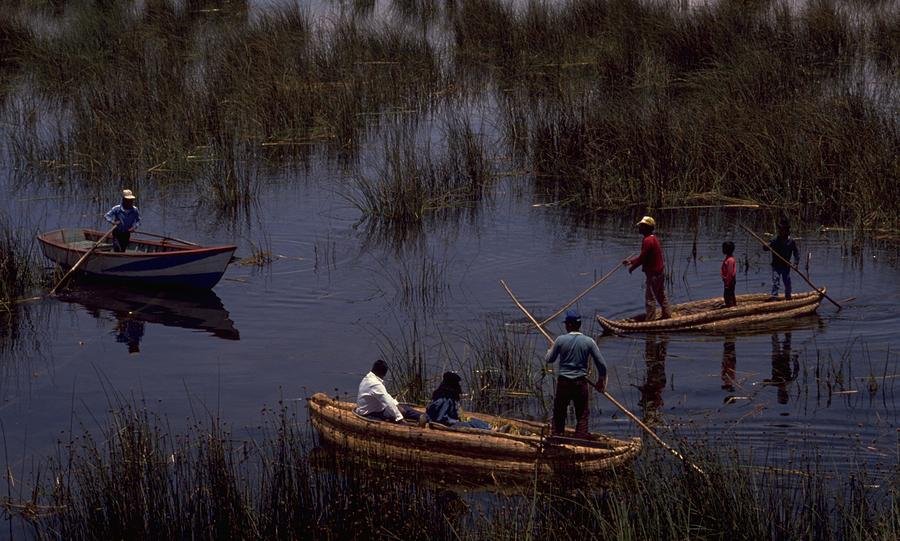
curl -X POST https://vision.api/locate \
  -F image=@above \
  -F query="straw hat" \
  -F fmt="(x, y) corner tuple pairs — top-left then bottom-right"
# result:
(122, 189), (136, 200)
(637, 216), (655, 227)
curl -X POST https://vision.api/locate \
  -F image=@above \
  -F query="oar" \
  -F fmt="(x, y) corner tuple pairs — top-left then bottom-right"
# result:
(499, 279), (705, 475)
(739, 224), (841, 310)
(537, 254), (635, 327)
(131, 231), (199, 246)
(50, 226), (116, 295)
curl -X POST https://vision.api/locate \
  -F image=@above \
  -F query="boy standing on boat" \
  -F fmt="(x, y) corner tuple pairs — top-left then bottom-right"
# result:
(545, 310), (607, 439)
(721, 241), (737, 307)
(355, 359), (424, 424)
(764, 220), (800, 300)
(623, 216), (671, 320)
(104, 189), (141, 252)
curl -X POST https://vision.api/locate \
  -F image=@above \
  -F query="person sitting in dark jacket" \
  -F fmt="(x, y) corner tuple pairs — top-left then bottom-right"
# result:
(425, 372), (491, 430)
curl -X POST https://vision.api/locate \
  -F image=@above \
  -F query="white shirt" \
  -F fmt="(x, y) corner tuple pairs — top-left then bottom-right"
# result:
(355, 372), (403, 421)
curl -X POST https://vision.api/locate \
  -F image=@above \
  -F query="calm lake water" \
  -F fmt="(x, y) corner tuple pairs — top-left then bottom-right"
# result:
(1, 162), (898, 486)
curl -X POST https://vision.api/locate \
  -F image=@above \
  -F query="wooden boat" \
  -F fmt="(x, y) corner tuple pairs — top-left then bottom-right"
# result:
(597, 290), (825, 334)
(38, 228), (237, 289)
(307, 393), (642, 478)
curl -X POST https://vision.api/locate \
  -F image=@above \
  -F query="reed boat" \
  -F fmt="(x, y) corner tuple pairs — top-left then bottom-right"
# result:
(38, 228), (237, 289)
(597, 290), (825, 334)
(307, 392), (642, 479)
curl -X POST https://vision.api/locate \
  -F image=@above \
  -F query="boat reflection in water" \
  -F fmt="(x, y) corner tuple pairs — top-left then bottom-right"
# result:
(57, 285), (239, 353)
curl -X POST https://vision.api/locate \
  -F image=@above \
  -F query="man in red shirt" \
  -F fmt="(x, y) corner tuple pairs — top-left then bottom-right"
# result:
(623, 216), (671, 320)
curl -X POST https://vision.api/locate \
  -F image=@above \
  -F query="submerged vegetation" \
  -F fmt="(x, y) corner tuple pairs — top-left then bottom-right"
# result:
(0, 0), (894, 228)
(0, 217), (44, 305)
(1, 399), (896, 539)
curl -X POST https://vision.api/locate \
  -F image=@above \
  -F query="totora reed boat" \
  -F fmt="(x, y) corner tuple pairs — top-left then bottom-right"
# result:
(597, 290), (825, 334)
(38, 228), (237, 289)
(308, 393), (642, 479)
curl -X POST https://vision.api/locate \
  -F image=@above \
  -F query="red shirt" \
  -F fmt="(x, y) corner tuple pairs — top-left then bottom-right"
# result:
(629, 234), (664, 274)
(721, 255), (736, 287)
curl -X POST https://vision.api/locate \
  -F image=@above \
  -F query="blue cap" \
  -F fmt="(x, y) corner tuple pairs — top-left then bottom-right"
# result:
(564, 309), (581, 322)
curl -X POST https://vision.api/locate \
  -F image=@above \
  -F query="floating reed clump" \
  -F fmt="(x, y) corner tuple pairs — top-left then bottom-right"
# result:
(5, 401), (897, 539)
(349, 118), (491, 225)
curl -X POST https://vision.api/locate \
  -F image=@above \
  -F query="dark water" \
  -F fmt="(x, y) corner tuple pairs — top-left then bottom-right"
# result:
(1, 166), (897, 486)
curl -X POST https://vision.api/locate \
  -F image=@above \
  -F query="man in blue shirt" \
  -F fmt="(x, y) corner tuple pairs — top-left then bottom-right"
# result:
(545, 310), (607, 439)
(104, 189), (141, 252)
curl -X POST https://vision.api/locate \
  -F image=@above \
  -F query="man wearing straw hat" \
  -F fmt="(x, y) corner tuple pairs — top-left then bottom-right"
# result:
(623, 216), (671, 320)
(104, 189), (141, 252)
(544, 310), (607, 439)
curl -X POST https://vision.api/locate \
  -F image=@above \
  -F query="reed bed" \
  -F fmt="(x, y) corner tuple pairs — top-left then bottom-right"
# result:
(8, 1), (446, 210)
(3, 0), (897, 227)
(457, 321), (547, 416)
(4, 399), (897, 539)
(349, 117), (492, 225)
(466, 0), (899, 229)
(0, 218), (44, 305)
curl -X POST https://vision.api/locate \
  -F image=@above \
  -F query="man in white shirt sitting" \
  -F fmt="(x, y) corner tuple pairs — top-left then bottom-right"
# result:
(355, 359), (424, 424)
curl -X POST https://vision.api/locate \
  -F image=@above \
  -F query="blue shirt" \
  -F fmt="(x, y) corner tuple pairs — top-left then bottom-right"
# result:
(105, 205), (141, 233)
(545, 332), (606, 380)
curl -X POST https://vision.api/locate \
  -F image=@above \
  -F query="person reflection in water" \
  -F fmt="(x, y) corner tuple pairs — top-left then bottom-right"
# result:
(721, 335), (737, 392)
(114, 312), (145, 355)
(638, 336), (668, 424)
(766, 332), (799, 404)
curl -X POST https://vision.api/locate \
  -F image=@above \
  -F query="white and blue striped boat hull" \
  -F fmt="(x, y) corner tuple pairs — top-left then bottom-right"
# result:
(39, 229), (237, 290)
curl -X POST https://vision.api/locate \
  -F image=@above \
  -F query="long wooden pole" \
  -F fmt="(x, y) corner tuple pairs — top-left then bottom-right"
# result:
(50, 226), (116, 295)
(739, 224), (841, 310)
(499, 280), (705, 475)
(538, 254), (634, 327)
(131, 231), (199, 246)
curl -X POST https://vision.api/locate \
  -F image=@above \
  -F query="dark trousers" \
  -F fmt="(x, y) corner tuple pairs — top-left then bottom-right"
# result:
(112, 230), (131, 252)
(552, 376), (590, 437)
(771, 268), (792, 299)
(365, 404), (422, 423)
(723, 284), (736, 307)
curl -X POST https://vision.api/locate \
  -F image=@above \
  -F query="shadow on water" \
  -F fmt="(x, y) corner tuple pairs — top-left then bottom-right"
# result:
(55, 284), (240, 348)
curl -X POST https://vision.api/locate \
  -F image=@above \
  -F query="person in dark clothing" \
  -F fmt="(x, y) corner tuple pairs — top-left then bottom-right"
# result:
(721, 241), (737, 307)
(425, 372), (490, 429)
(764, 220), (800, 300)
